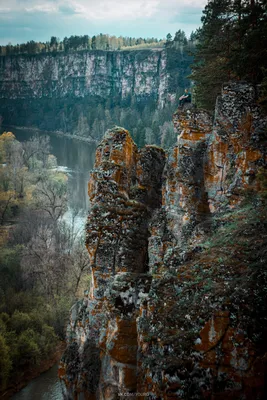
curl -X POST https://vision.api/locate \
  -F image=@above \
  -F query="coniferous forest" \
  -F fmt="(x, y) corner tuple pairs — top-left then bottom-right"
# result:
(191, 0), (267, 110)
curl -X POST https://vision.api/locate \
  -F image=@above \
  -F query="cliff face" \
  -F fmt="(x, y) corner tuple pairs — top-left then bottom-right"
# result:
(60, 82), (267, 399)
(0, 50), (167, 102)
(0, 49), (191, 134)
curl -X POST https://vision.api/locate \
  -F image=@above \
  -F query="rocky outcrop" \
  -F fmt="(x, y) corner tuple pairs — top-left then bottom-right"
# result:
(59, 127), (165, 399)
(60, 82), (267, 399)
(0, 51), (168, 102)
(204, 82), (266, 212)
(166, 108), (213, 244)
(0, 49), (192, 134)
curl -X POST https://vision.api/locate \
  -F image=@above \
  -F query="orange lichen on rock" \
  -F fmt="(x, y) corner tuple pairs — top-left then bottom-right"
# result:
(162, 108), (212, 244)
(61, 126), (166, 399)
(205, 129), (264, 210)
(107, 318), (138, 364)
(196, 311), (230, 353)
(58, 362), (67, 380)
(205, 83), (267, 212)
(61, 83), (267, 400)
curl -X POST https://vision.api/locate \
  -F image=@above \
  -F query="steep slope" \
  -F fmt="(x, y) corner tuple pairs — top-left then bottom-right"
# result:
(59, 127), (166, 399)
(0, 51), (167, 101)
(60, 82), (267, 399)
(0, 49), (192, 136)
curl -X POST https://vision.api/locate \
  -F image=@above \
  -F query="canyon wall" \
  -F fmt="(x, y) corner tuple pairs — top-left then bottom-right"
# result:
(0, 49), (191, 135)
(60, 82), (267, 399)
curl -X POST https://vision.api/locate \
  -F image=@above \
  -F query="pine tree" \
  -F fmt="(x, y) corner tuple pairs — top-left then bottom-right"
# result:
(165, 33), (173, 47)
(174, 30), (187, 45)
(91, 36), (96, 50)
(191, 0), (267, 110)
(190, 0), (234, 109)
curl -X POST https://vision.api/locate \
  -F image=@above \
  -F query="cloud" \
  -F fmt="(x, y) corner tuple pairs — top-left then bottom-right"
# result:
(25, 4), (58, 13)
(170, 5), (204, 25)
(0, 8), (11, 12)
(58, 4), (79, 15)
(0, 0), (207, 44)
(0, 0), (206, 19)
(57, 0), (160, 21)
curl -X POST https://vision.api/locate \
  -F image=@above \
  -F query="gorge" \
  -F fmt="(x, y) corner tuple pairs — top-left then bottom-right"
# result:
(59, 82), (267, 399)
(1, 1), (267, 398)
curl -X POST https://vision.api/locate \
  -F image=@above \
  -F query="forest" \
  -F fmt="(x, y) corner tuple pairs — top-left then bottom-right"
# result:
(0, 132), (89, 393)
(0, 29), (197, 56)
(191, 0), (267, 110)
(0, 34), (164, 55)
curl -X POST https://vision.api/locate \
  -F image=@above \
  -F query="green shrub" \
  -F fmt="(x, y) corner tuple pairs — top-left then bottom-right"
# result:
(0, 319), (6, 335)
(28, 310), (45, 333)
(39, 324), (58, 357)
(9, 310), (32, 333)
(16, 329), (41, 366)
(0, 312), (9, 324)
(0, 334), (12, 390)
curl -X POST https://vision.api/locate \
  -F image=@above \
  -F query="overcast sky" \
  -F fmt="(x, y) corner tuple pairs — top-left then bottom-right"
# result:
(0, 0), (207, 45)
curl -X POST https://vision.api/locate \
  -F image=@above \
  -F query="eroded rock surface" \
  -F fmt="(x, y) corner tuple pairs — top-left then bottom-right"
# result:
(0, 49), (192, 134)
(60, 82), (267, 399)
(60, 127), (165, 399)
(205, 82), (267, 212)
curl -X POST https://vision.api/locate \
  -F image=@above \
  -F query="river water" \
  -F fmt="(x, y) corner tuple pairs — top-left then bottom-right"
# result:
(12, 365), (64, 400)
(3, 127), (97, 215)
(2, 127), (97, 399)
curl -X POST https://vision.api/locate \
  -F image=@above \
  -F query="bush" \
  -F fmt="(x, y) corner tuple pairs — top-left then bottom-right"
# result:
(0, 312), (9, 324)
(9, 310), (32, 334)
(0, 334), (12, 390)
(0, 319), (6, 335)
(39, 324), (58, 357)
(0, 247), (22, 294)
(16, 329), (41, 366)
(28, 310), (45, 333)
(46, 295), (73, 339)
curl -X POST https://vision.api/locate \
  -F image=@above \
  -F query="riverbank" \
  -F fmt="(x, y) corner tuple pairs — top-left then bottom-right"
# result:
(0, 342), (66, 400)
(1, 125), (97, 144)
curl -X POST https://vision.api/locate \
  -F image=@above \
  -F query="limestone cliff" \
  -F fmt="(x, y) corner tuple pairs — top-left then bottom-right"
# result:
(60, 82), (267, 400)
(0, 49), (191, 135)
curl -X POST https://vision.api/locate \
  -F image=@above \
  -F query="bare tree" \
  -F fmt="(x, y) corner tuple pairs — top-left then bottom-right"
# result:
(0, 191), (15, 225)
(33, 174), (68, 221)
(22, 135), (50, 170)
(19, 208), (89, 298)
(9, 140), (26, 198)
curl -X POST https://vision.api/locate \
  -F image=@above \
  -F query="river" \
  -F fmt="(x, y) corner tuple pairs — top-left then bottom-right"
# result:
(2, 127), (97, 215)
(12, 364), (64, 400)
(1, 127), (97, 399)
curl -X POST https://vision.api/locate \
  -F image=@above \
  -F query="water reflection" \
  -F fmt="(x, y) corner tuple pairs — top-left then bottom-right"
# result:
(1, 127), (97, 212)
(12, 364), (64, 400)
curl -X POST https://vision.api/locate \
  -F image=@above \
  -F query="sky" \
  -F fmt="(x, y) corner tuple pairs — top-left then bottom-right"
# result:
(0, 0), (207, 45)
